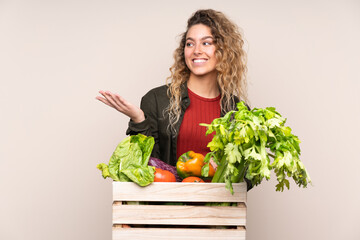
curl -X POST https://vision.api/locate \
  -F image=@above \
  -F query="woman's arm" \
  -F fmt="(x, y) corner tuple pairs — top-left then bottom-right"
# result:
(96, 89), (161, 159)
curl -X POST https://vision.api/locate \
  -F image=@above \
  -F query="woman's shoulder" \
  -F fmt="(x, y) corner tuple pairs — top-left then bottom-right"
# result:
(147, 84), (168, 93)
(142, 84), (169, 100)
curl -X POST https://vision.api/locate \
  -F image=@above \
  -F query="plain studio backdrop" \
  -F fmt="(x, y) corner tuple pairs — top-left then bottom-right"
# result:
(1, 0), (359, 239)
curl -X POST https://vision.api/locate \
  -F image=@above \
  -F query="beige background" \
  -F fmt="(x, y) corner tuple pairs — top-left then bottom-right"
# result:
(1, 0), (359, 239)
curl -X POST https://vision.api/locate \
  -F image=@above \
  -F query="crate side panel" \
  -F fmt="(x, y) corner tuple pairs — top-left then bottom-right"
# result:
(113, 227), (246, 240)
(113, 182), (247, 203)
(113, 204), (246, 226)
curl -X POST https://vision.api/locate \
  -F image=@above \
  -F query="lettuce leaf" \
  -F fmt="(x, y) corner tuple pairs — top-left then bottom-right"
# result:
(121, 165), (155, 187)
(97, 134), (155, 186)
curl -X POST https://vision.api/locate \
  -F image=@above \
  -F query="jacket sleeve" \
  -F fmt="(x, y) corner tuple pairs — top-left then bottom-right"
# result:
(125, 90), (161, 159)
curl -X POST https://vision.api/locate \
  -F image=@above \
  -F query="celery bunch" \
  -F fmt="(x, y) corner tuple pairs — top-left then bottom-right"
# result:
(201, 102), (311, 194)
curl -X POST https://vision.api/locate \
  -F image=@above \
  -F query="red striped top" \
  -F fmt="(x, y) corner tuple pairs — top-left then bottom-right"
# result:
(176, 88), (221, 159)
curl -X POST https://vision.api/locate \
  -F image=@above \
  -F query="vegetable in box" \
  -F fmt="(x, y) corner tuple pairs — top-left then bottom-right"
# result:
(97, 134), (155, 186)
(200, 102), (312, 194)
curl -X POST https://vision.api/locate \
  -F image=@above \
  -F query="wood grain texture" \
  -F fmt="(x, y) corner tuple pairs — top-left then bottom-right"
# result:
(112, 182), (247, 239)
(113, 227), (246, 240)
(112, 182), (247, 203)
(113, 204), (246, 226)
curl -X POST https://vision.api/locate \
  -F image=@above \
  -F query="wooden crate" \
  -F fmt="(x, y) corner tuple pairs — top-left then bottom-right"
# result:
(112, 182), (247, 240)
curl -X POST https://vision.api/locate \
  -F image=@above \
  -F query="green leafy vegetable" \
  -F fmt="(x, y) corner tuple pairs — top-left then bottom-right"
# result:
(201, 102), (311, 194)
(97, 134), (155, 187)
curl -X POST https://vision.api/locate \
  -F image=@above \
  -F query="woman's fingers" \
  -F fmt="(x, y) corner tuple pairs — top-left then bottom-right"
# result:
(95, 96), (114, 108)
(102, 91), (123, 111)
(96, 91), (115, 107)
(97, 91), (113, 104)
(96, 91), (121, 111)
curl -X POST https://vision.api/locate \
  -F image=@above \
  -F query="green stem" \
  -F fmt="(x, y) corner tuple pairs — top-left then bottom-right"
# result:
(211, 155), (227, 183)
(231, 159), (246, 183)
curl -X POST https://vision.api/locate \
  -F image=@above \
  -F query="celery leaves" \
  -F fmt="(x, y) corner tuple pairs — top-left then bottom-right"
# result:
(201, 102), (311, 194)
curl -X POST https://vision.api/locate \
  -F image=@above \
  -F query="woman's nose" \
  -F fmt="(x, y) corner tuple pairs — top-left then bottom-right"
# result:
(194, 44), (203, 55)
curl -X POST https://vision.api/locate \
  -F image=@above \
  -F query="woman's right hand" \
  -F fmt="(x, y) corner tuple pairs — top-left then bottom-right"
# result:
(96, 90), (145, 123)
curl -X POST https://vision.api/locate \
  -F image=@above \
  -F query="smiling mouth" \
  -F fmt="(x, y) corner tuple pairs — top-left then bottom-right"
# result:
(193, 58), (208, 63)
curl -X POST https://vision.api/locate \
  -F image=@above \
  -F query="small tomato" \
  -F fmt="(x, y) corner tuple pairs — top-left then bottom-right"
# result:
(182, 176), (205, 183)
(154, 168), (176, 182)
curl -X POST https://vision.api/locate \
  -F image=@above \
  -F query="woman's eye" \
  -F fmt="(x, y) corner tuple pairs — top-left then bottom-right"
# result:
(186, 42), (194, 47)
(203, 42), (212, 46)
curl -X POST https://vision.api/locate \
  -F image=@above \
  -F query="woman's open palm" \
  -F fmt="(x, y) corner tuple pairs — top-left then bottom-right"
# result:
(96, 90), (145, 123)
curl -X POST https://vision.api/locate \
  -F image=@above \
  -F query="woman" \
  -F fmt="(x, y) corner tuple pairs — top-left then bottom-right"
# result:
(96, 9), (248, 167)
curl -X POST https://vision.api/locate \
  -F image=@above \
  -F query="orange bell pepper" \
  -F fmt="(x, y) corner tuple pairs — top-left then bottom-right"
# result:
(176, 151), (215, 179)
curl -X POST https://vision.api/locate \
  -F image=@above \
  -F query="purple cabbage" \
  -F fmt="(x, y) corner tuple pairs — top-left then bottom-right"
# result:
(148, 157), (182, 182)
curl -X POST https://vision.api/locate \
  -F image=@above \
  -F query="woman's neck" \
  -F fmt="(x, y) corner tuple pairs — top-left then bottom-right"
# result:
(187, 72), (220, 98)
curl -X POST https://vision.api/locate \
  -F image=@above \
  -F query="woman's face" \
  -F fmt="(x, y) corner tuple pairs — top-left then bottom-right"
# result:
(184, 24), (217, 78)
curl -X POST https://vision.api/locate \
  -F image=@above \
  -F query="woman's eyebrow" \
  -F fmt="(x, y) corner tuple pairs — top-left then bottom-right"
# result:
(186, 36), (214, 41)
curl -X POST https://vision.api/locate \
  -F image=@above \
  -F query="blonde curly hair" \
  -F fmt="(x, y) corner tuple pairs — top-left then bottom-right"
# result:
(166, 9), (248, 133)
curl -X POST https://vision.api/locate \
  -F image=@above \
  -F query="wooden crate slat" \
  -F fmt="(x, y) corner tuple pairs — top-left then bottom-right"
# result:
(113, 204), (246, 226)
(113, 227), (246, 240)
(113, 182), (247, 203)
